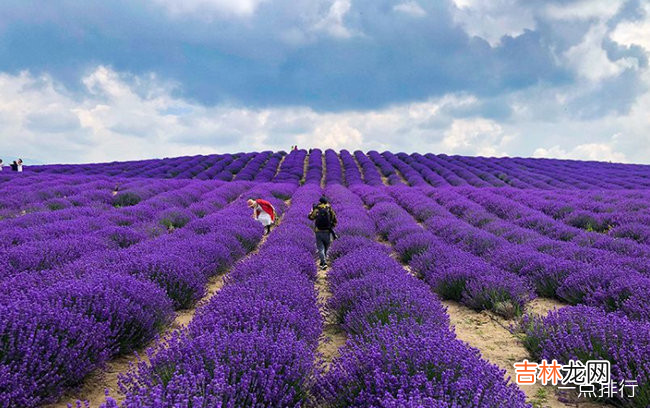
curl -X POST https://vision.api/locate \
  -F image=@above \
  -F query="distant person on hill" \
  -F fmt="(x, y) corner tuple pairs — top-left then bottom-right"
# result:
(247, 198), (276, 235)
(308, 196), (338, 270)
(17, 159), (23, 172)
(0, 159), (3, 171)
(10, 161), (18, 171)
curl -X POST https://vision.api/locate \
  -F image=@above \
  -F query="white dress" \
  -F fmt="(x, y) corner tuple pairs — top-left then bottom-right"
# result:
(254, 204), (273, 226)
(17, 164), (23, 172)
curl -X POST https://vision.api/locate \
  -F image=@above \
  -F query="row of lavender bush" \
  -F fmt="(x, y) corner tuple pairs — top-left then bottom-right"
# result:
(315, 184), (528, 406)
(15, 149), (650, 189)
(0, 180), (299, 406)
(351, 184), (650, 407)
(498, 187), (650, 242)
(404, 186), (650, 321)
(105, 184), (324, 407)
(0, 178), (246, 278)
(365, 184), (650, 406)
(350, 185), (534, 318)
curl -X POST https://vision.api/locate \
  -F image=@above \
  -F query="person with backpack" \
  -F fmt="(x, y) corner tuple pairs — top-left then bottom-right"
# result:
(247, 198), (276, 235)
(308, 196), (338, 270)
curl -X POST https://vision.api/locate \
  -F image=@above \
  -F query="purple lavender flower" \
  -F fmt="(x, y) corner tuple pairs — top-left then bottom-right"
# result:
(519, 305), (650, 407)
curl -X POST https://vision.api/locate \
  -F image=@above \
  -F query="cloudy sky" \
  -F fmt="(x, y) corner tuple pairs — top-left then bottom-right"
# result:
(0, 0), (648, 164)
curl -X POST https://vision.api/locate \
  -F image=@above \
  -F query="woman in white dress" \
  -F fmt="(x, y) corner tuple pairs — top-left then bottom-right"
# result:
(17, 159), (23, 172)
(247, 198), (276, 235)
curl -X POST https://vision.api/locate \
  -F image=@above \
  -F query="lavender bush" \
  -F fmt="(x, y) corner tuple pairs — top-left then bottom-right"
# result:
(3, 151), (650, 407)
(519, 306), (650, 407)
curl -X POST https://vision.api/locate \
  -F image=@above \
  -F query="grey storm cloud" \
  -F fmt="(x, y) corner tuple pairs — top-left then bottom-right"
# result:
(0, 0), (589, 112)
(0, 0), (648, 164)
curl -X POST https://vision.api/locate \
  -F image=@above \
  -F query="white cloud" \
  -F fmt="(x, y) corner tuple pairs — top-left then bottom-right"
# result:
(564, 23), (638, 81)
(0, 68), (491, 163)
(393, 2), (427, 18)
(298, 121), (362, 149)
(441, 118), (513, 156)
(1, 65), (650, 165)
(533, 143), (626, 162)
(611, 3), (650, 51)
(450, 0), (535, 46)
(545, 0), (624, 21)
(151, 0), (266, 19)
(313, 0), (354, 39)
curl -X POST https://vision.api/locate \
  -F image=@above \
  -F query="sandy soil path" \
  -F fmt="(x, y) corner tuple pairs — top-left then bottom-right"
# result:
(315, 266), (347, 370)
(47, 200), (289, 408)
(444, 299), (607, 408)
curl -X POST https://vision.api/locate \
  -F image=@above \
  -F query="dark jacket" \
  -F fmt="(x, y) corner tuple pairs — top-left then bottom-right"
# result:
(308, 203), (338, 231)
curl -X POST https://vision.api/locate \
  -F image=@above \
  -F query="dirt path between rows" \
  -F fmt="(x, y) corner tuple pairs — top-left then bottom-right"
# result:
(273, 153), (287, 180)
(301, 151), (309, 185)
(360, 186), (611, 408)
(444, 299), (607, 408)
(47, 272), (228, 408)
(337, 153), (347, 187)
(370, 188), (609, 407)
(320, 152), (326, 188)
(48, 200), (289, 408)
(315, 266), (347, 370)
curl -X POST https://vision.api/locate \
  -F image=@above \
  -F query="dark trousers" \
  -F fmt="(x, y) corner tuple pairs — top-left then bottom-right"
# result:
(315, 230), (332, 266)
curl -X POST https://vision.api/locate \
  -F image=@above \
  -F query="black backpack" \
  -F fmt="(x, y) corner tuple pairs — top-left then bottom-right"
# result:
(314, 205), (332, 230)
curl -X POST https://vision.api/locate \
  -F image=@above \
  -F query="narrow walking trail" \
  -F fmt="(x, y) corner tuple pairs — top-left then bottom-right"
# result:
(313, 186), (347, 371)
(336, 153), (346, 186)
(320, 153), (326, 188)
(442, 298), (607, 408)
(369, 214), (607, 408)
(48, 200), (290, 408)
(47, 273), (230, 408)
(301, 152), (310, 184)
(314, 266), (346, 370)
(361, 185), (612, 407)
(273, 154), (287, 179)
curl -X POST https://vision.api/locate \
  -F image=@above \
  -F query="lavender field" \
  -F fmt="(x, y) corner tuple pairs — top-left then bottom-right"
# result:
(1, 149), (650, 408)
